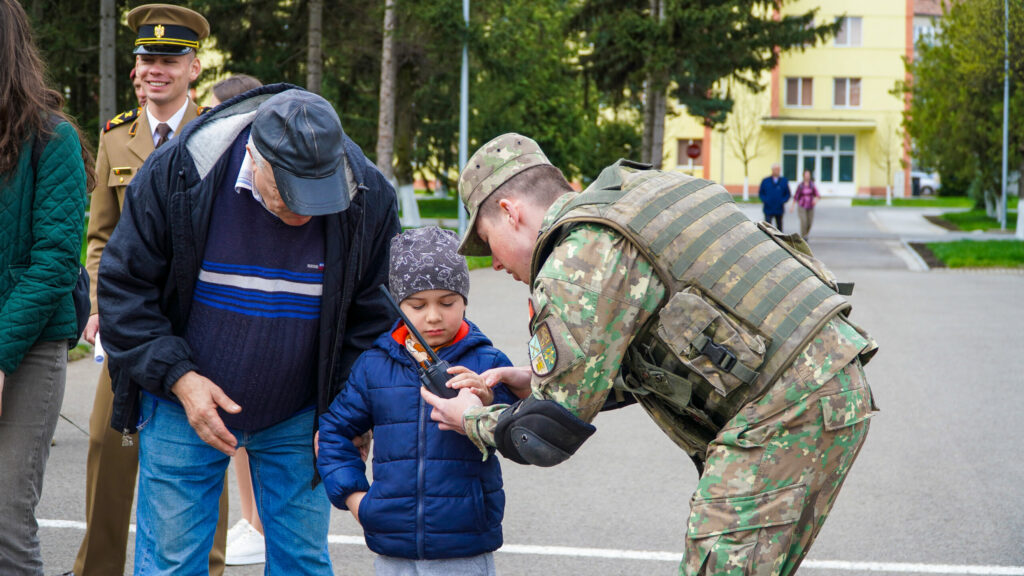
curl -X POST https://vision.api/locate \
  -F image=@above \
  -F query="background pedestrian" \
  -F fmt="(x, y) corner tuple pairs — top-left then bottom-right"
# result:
(758, 162), (791, 231)
(793, 168), (820, 238)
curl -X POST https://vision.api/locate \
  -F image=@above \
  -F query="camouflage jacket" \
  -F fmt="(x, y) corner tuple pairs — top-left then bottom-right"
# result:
(463, 195), (874, 456)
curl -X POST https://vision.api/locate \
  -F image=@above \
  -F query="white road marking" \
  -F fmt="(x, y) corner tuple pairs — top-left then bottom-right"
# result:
(38, 519), (1024, 575)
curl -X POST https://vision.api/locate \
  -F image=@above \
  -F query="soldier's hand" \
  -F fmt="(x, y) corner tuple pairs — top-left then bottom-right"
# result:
(480, 366), (532, 399)
(84, 314), (100, 345)
(421, 386), (482, 434)
(171, 371), (241, 455)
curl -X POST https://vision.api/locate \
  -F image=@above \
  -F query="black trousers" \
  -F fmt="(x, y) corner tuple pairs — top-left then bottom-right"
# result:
(765, 213), (783, 232)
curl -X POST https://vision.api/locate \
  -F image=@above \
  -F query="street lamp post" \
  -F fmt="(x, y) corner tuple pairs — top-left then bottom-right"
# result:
(457, 0), (469, 237)
(1000, 0), (1009, 230)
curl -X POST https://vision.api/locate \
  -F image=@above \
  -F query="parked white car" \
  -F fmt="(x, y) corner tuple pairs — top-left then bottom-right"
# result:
(911, 171), (941, 195)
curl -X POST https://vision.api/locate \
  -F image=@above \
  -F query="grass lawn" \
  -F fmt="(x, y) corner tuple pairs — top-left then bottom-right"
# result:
(940, 210), (1017, 232)
(853, 197), (972, 208)
(926, 239), (1024, 268)
(415, 196), (459, 219)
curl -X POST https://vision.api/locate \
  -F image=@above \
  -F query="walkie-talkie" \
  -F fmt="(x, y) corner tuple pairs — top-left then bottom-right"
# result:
(379, 285), (458, 399)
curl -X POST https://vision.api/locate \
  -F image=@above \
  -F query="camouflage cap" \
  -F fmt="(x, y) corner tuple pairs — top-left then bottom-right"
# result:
(457, 133), (551, 256)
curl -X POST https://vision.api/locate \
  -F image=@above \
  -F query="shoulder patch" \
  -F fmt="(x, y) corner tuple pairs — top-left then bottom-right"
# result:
(529, 322), (558, 377)
(104, 107), (141, 133)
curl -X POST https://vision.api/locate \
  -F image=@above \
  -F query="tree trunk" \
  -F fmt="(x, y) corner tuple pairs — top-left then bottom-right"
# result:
(306, 0), (323, 94)
(641, 0), (666, 169)
(98, 0), (116, 126)
(650, 89), (666, 169)
(642, 82), (654, 165)
(375, 0), (397, 183)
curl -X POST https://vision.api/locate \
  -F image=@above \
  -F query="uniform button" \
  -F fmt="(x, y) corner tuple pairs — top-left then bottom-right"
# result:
(119, 177), (124, 183)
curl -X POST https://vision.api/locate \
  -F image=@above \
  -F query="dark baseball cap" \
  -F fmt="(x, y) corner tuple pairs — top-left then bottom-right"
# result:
(250, 90), (350, 215)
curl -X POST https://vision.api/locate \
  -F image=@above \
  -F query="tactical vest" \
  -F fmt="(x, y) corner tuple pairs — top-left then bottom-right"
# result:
(530, 160), (852, 467)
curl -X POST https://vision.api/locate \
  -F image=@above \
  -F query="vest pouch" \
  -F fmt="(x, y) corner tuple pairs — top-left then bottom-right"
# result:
(756, 221), (840, 292)
(654, 286), (767, 398)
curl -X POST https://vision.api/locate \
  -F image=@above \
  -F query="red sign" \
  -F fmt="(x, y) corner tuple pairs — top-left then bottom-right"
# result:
(686, 143), (702, 159)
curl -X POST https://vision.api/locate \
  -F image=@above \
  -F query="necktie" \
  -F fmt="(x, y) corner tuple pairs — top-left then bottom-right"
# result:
(155, 123), (171, 148)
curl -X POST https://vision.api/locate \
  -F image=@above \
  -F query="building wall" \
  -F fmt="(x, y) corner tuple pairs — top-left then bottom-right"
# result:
(663, 0), (911, 198)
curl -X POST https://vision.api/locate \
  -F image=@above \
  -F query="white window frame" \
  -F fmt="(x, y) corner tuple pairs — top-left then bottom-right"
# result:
(835, 17), (862, 47)
(785, 77), (813, 108)
(833, 78), (861, 108)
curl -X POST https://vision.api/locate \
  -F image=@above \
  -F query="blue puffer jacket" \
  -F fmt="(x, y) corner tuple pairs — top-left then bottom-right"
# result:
(318, 319), (515, 560)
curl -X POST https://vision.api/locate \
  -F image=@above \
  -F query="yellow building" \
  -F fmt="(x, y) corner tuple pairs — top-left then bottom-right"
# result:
(664, 0), (913, 198)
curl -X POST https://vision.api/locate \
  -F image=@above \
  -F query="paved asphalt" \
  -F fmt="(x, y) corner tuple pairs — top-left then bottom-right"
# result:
(36, 200), (1024, 575)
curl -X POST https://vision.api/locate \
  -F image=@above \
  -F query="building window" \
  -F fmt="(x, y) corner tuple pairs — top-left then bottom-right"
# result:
(834, 78), (861, 107)
(785, 77), (813, 107)
(676, 139), (703, 170)
(781, 133), (855, 185)
(835, 17), (862, 47)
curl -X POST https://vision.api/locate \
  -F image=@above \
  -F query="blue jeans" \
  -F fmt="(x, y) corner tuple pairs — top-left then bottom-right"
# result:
(135, 395), (331, 576)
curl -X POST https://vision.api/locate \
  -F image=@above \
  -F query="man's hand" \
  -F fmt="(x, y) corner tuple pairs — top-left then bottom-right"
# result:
(447, 366), (492, 405)
(84, 314), (100, 345)
(479, 365), (532, 399)
(345, 491), (366, 524)
(420, 386), (482, 434)
(171, 371), (241, 455)
(0, 371), (5, 417)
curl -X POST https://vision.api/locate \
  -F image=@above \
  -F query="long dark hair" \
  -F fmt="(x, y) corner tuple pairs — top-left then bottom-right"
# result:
(0, 0), (95, 188)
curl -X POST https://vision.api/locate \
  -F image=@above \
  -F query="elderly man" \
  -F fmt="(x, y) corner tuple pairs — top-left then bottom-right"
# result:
(98, 86), (399, 575)
(424, 134), (877, 576)
(758, 162), (791, 231)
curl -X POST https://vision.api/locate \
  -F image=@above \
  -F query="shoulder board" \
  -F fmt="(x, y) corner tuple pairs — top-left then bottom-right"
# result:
(197, 106), (210, 116)
(104, 107), (141, 133)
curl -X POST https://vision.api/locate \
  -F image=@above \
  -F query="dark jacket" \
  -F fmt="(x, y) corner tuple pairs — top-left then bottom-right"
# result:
(98, 84), (400, 435)
(318, 320), (515, 560)
(0, 121), (86, 374)
(758, 175), (791, 215)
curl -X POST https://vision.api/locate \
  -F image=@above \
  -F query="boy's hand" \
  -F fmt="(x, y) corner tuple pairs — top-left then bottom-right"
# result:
(314, 431), (319, 458)
(353, 430), (373, 461)
(345, 491), (367, 524)
(446, 366), (492, 405)
(480, 366), (533, 399)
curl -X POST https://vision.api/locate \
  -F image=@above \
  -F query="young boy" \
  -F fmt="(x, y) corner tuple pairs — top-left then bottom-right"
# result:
(317, 226), (519, 575)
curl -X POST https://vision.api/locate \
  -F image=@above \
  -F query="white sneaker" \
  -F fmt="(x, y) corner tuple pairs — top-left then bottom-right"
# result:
(225, 521), (265, 565)
(226, 518), (253, 546)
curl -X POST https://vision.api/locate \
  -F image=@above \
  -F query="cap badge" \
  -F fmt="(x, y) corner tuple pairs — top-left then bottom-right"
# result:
(154, 24), (165, 38)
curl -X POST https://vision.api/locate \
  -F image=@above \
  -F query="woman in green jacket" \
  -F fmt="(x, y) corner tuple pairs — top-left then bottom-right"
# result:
(0, 1), (94, 572)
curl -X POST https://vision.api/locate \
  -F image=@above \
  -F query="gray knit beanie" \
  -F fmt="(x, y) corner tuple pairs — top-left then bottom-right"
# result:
(389, 226), (470, 303)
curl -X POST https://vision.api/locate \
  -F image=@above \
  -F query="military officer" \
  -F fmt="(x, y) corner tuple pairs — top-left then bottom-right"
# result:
(66, 5), (228, 576)
(423, 133), (879, 576)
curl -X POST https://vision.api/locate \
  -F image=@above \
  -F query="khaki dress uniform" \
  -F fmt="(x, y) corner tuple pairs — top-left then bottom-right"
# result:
(74, 101), (229, 576)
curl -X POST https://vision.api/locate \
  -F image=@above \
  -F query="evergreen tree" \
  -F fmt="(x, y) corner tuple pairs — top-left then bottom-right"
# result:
(570, 0), (839, 167)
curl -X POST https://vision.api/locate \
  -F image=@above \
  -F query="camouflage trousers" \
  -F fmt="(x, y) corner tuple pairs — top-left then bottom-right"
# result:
(680, 358), (874, 576)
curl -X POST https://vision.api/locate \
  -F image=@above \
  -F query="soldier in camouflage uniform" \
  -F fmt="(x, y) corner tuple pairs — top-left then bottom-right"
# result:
(422, 133), (879, 576)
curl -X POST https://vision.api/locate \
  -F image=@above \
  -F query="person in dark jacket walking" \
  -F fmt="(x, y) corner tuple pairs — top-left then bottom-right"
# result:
(98, 85), (400, 575)
(758, 162), (791, 231)
(318, 227), (519, 576)
(0, 1), (92, 573)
